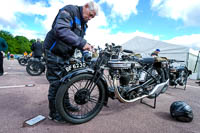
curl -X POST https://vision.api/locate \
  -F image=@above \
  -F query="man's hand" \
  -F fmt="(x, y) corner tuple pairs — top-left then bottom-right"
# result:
(83, 43), (93, 51)
(1, 51), (5, 57)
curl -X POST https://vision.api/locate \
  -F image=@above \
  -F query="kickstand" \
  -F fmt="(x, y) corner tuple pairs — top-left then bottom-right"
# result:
(184, 80), (188, 90)
(184, 84), (186, 90)
(140, 94), (157, 109)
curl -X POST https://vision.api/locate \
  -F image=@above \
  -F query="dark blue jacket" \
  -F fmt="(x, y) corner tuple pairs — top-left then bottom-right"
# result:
(0, 37), (8, 52)
(31, 41), (43, 57)
(44, 5), (87, 59)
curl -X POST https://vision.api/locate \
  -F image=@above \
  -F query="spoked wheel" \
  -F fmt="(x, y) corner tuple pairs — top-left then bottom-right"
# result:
(26, 61), (44, 76)
(56, 74), (105, 124)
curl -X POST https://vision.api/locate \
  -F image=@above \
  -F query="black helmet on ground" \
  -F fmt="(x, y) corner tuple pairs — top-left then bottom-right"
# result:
(170, 101), (193, 122)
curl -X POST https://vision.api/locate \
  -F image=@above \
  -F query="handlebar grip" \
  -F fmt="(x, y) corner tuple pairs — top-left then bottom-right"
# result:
(123, 49), (133, 53)
(173, 60), (184, 62)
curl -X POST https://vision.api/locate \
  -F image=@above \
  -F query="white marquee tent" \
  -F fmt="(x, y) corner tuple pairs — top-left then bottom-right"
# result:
(122, 36), (200, 79)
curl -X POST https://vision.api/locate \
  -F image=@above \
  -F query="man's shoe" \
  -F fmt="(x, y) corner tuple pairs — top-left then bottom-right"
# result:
(48, 113), (67, 124)
(53, 118), (67, 124)
(48, 115), (53, 120)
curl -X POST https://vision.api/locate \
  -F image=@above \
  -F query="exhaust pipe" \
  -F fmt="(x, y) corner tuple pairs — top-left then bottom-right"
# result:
(113, 78), (148, 103)
(149, 79), (169, 96)
(113, 78), (169, 103)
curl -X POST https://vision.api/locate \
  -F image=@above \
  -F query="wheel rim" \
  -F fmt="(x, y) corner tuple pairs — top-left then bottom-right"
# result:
(29, 63), (42, 74)
(20, 59), (26, 65)
(63, 79), (102, 119)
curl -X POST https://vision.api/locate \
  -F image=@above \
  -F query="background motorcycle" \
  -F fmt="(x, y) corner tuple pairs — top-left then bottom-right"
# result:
(55, 43), (169, 124)
(17, 55), (31, 66)
(25, 51), (93, 76)
(168, 59), (192, 89)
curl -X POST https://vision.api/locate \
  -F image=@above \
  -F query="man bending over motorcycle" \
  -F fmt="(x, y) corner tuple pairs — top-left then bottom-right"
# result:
(43, 1), (98, 123)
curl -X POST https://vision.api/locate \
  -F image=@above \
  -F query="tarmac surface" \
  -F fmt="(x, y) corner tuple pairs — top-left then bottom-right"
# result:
(0, 59), (200, 133)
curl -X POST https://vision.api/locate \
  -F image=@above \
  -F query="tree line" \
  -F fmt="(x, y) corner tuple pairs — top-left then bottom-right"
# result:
(0, 30), (39, 54)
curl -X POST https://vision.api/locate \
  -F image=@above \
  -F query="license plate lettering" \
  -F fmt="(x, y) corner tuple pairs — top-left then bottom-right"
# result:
(65, 62), (86, 72)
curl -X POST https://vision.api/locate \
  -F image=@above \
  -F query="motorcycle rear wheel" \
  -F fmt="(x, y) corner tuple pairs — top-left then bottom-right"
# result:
(26, 61), (44, 76)
(148, 68), (168, 98)
(56, 74), (105, 124)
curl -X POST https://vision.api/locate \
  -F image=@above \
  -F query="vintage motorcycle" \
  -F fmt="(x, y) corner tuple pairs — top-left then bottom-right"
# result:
(55, 44), (169, 124)
(168, 59), (192, 89)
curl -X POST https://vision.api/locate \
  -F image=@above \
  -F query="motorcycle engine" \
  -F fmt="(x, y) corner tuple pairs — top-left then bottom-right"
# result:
(119, 71), (131, 86)
(108, 60), (135, 86)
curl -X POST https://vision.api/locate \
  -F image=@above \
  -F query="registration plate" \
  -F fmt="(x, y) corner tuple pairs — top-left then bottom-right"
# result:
(65, 62), (87, 72)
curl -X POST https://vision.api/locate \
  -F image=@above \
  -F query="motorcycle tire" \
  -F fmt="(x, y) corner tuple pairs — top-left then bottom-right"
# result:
(56, 74), (105, 124)
(18, 58), (27, 66)
(148, 68), (167, 99)
(26, 61), (45, 76)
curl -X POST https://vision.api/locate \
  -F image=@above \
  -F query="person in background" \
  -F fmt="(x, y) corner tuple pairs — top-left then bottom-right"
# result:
(29, 52), (33, 57)
(31, 38), (43, 60)
(151, 49), (160, 57)
(92, 48), (98, 58)
(23, 51), (28, 57)
(0, 37), (8, 76)
(10, 54), (14, 60)
(7, 51), (10, 60)
(43, 1), (98, 123)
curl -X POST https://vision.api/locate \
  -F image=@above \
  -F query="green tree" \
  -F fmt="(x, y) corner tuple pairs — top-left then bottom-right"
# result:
(30, 39), (36, 44)
(0, 30), (42, 54)
(15, 36), (32, 54)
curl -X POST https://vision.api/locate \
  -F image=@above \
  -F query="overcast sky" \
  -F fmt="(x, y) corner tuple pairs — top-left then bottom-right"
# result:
(0, 0), (200, 49)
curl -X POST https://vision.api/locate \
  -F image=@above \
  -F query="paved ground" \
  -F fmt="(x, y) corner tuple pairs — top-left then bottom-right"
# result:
(0, 59), (200, 133)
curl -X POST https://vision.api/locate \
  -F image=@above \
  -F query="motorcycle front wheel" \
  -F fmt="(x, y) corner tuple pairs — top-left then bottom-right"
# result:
(18, 58), (27, 66)
(56, 74), (105, 124)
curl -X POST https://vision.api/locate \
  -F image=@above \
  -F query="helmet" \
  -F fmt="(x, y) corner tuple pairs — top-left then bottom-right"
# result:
(156, 49), (160, 52)
(170, 101), (193, 122)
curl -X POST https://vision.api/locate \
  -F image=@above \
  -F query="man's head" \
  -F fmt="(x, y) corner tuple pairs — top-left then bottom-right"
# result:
(37, 38), (41, 42)
(155, 49), (160, 54)
(82, 1), (99, 22)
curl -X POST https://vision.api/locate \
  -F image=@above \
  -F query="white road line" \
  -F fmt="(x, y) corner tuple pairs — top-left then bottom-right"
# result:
(3, 72), (25, 75)
(0, 84), (35, 89)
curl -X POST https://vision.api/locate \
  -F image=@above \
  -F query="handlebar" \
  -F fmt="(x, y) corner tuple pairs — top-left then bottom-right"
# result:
(168, 59), (185, 63)
(123, 49), (134, 54)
